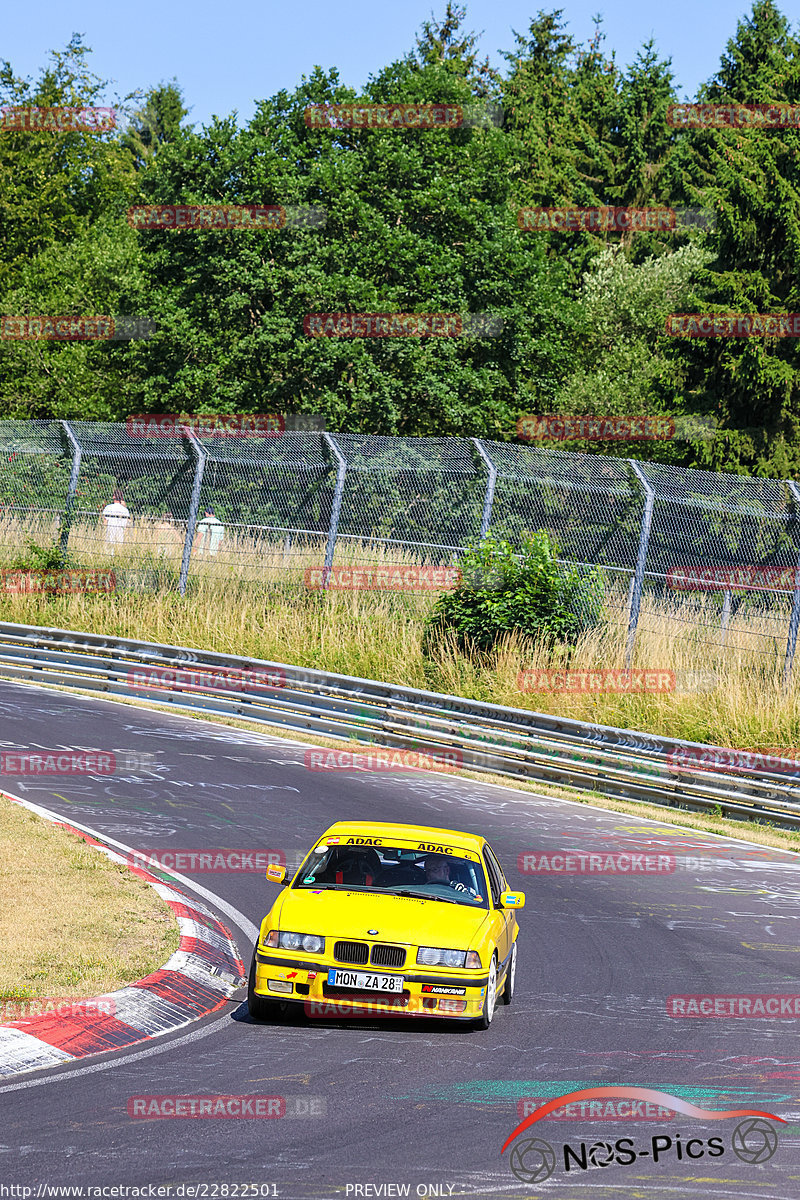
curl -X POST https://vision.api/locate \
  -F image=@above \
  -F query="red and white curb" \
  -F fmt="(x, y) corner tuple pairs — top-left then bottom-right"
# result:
(0, 808), (246, 1078)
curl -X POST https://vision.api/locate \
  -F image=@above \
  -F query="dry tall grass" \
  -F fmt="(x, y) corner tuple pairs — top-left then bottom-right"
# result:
(0, 796), (178, 1002)
(0, 512), (796, 750)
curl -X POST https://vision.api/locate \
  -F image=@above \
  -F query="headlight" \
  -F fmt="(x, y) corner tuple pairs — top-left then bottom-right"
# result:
(266, 931), (324, 953)
(416, 946), (467, 968)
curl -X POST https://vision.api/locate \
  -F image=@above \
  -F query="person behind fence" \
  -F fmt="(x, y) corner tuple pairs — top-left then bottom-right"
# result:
(195, 506), (224, 556)
(101, 490), (130, 554)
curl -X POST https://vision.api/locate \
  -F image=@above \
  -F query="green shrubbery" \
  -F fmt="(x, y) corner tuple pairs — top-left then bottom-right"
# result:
(5, 539), (70, 571)
(423, 531), (605, 656)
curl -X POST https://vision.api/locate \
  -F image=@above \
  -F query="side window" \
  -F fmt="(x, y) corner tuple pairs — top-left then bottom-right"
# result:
(485, 846), (507, 892)
(482, 852), (503, 906)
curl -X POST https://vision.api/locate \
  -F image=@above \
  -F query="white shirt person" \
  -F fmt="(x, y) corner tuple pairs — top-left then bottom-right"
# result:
(101, 490), (130, 554)
(195, 507), (224, 556)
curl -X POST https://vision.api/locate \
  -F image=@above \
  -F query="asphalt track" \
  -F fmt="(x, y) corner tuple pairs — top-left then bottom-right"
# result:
(1, 680), (799, 1199)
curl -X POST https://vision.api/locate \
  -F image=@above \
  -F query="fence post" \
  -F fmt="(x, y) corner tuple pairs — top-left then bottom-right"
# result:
(782, 480), (800, 685)
(178, 428), (207, 597)
(720, 589), (732, 646)
(626, 460), (655, 668)
(322, 433), (347, 589)
(471, 438), (497, 539)
(58, 421), (82, 563)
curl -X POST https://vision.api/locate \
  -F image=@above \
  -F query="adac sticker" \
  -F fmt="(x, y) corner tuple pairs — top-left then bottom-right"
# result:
(345, 836), (383, 845)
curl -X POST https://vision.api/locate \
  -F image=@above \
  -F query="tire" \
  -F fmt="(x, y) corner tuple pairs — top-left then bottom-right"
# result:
(501, 941), (517, 1005)
(247, 952), (286, 1022)
(473, 954), (498, 1030)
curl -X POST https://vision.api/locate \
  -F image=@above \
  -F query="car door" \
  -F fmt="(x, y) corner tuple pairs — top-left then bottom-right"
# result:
(482, 845), (511, 967)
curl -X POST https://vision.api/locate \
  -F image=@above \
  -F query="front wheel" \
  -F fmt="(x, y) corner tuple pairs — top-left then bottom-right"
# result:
(473, 954), (497, 1030)
(502, 941), (517, 1005)
(247, 952), (286, 1022)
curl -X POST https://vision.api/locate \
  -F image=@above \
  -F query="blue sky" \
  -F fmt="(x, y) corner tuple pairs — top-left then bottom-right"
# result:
(1, 0), (783, 129)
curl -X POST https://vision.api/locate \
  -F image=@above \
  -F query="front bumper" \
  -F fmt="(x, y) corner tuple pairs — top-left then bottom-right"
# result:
(254, 951), (489, 1019)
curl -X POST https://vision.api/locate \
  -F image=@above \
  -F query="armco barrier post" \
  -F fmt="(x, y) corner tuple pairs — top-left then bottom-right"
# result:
(472, 438), (497, 539)
(626, 460), (655, 668)
(58, 420), (82, 564)
(322, 433), (346, 590)
(782, 480), (800, 685)
(178, 427), (207, 596)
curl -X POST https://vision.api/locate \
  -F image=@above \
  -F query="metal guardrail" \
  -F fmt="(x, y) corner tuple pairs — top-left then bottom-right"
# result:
(0, 620), (799, 830)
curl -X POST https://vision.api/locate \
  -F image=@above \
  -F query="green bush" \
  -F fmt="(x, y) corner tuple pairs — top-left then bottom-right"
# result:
(422, 531), (605, 656)
(6, 539), (71, 571)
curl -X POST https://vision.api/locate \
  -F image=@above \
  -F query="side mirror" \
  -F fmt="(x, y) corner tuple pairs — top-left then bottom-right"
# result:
(500, 890), (525, 909)
(266, 863), (286, 884)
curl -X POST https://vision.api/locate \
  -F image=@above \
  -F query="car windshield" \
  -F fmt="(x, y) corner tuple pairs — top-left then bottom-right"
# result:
(293, 843), (488, 908)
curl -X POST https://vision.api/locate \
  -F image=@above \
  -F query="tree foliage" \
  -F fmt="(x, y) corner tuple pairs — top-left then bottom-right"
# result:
(1, 5), (799, 476)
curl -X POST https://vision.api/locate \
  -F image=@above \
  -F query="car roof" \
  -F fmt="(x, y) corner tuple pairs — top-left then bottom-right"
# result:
(318, 821), (486, 853)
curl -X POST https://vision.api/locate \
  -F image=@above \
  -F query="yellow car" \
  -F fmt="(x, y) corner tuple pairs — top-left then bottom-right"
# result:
(248, 821), (525, 1029)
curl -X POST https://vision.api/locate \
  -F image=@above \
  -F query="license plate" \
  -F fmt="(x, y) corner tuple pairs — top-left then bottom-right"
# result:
(328, 969), (404, 993)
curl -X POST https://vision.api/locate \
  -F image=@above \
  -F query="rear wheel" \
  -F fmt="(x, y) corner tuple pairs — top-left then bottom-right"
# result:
(501, 941), (517, 1005)
(247, 952), (287, 1022)
(473, 954), (497, 1030)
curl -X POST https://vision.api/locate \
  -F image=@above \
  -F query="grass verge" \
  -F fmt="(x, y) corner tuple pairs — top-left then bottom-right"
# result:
(0, 558), (798, 752)
(0, 793), (179, 1005)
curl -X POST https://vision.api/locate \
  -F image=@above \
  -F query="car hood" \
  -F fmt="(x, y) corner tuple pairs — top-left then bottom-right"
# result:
(273, 888), (489, 948)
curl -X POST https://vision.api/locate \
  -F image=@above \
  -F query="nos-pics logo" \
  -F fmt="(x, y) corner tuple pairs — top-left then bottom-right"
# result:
(501, 1087), (783, 1184)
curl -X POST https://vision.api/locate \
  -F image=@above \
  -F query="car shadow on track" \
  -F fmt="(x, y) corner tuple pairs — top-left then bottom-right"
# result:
(229, 999), (480, 1034)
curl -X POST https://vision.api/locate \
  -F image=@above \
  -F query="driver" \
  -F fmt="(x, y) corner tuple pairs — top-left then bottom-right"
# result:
(424, 853), (467, 892)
